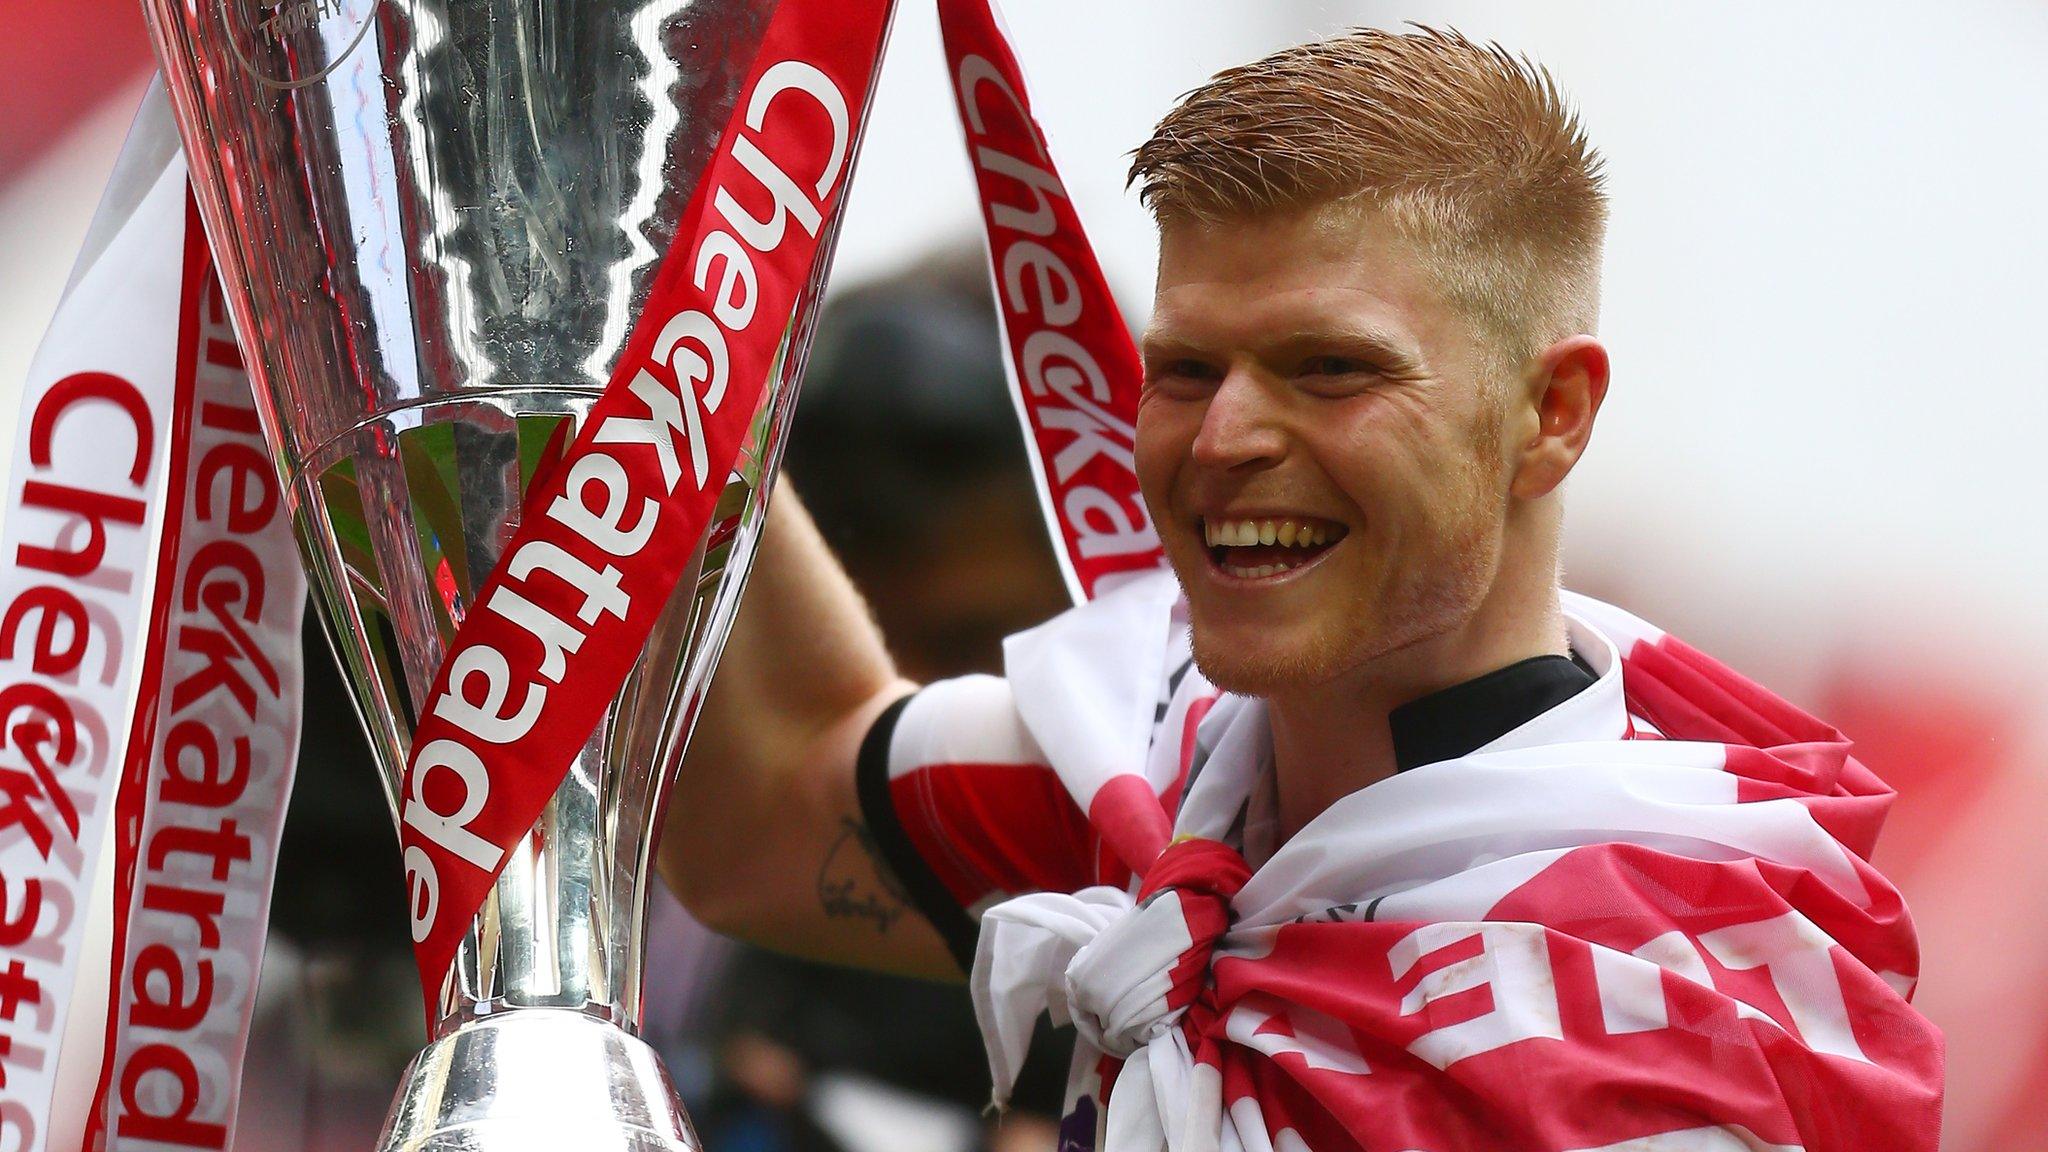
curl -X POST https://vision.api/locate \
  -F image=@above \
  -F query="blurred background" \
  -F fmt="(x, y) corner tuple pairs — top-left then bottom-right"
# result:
(5, 1), (2044, 1148)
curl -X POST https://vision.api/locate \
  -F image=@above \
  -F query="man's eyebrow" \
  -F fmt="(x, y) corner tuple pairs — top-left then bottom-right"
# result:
(1139, 328), (1246, 374)
(1139, 324), (1429, 378)
(1261, 328), (1426, 375)
(1138, 332), (1212, 362)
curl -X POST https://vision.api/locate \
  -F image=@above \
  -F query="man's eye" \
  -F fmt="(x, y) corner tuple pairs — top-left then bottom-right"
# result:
(1146, 360), (1221, 390)
(1300, 356), (1374, 377)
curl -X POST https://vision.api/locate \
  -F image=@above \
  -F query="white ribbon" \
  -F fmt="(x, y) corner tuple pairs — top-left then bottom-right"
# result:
(973, 883), (1209, 1152)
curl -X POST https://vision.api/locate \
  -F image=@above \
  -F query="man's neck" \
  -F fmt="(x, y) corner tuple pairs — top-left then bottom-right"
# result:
(1264, 582), (1569, 843)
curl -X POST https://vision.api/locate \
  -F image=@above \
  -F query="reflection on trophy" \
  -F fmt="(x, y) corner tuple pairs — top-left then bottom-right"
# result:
(140, 0), (891, 1146)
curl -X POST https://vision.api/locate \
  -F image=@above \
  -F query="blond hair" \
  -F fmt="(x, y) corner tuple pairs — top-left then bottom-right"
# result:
(1130, 26), (1608, 371)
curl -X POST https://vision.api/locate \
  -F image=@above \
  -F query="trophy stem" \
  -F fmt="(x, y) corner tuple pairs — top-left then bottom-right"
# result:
(376, 1009), (700, 1151)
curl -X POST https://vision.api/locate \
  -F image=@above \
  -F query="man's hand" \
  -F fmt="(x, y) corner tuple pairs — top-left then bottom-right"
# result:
(657, 489), (957, 979)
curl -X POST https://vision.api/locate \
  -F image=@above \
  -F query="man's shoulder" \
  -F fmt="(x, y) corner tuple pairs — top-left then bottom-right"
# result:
(889, 568), (1206, 826)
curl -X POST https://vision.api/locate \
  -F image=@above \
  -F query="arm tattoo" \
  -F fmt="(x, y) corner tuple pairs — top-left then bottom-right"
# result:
(816, 816), (913, 933)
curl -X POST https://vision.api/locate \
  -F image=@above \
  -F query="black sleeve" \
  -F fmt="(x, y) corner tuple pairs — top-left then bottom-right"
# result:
(853, 693), (980, 973)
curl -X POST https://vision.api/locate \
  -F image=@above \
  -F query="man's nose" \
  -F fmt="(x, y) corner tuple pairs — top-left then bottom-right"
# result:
(1190, 370), (1286, 472)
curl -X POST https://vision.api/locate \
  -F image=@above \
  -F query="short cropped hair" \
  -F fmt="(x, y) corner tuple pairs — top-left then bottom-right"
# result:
(1130, 26), (1608, 372)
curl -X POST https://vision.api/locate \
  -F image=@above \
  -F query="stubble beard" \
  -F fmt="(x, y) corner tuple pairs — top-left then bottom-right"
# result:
(1187, 519), (1502, 700)
(1186, 449), (1511, 700)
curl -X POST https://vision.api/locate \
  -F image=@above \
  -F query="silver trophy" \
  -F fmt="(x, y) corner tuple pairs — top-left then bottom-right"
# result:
(140, 0), (892, 1147)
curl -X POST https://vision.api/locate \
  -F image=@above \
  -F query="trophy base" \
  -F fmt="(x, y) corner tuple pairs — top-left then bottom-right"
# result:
(376, 1008), (701, 1151)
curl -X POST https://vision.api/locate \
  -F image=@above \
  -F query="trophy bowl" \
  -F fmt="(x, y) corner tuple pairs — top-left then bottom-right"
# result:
(138, 0), (892, 1146)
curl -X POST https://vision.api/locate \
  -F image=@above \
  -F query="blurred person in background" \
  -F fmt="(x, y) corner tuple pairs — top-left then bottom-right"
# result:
(781, 251), (1072, 684)
(686, 249), (1073, 1152)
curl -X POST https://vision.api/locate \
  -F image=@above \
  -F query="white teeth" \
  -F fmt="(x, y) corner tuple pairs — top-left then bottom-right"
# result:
(1218, 556), (1307, 579)
(1203, 517), (1337, 550)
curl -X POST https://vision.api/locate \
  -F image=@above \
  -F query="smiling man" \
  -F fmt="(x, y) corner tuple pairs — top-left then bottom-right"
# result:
(662, 27), (1941, 1152)
(1137, 189), (1608, 842)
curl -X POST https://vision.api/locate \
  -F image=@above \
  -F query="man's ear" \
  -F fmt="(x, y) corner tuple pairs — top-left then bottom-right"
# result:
(1511, 335), (1610, 501)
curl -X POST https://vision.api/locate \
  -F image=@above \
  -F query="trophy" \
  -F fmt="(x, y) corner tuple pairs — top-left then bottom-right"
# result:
(139, 0), (892, 1146)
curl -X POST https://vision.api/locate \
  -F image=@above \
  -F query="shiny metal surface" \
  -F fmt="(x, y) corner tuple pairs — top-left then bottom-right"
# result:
(141, 0), (889, 1145)
(378, 1011), (700, 1150)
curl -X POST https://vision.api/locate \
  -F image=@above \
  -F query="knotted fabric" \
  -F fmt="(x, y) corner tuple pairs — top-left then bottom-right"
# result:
(968, 577), (1943, 1152)
(976, 839), (1249, 1089)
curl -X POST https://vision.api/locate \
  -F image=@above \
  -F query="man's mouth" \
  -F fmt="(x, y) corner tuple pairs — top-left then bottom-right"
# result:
(1200, 515), (1348, 579)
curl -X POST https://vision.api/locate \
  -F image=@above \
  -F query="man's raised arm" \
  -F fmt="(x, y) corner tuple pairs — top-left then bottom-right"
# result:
(657, 489), (956, 979)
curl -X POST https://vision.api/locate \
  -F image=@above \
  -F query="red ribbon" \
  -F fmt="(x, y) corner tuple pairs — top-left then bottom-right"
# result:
(937, 0), (1164, 603)
(393, 0), (895, 1015)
